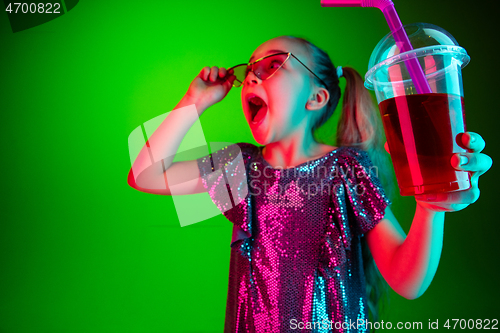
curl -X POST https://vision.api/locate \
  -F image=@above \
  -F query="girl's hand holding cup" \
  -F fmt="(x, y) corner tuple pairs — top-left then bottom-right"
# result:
(185, 66), (236, 112)
(413, 132), (492, 212)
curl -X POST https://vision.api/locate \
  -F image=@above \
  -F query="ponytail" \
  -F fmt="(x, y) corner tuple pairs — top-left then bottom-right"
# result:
(337, 67), (380, 151)
(337, 67), (393, 194)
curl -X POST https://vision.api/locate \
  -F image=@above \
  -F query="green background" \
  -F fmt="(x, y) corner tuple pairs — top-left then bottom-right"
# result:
(1, 0), (498, 332)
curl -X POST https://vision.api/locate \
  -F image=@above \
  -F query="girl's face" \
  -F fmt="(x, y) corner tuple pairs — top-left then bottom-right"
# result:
(241, 37), (319, 145)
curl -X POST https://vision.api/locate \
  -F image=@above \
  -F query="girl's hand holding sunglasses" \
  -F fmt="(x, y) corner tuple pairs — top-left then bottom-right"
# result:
(185, 66), (236, 112)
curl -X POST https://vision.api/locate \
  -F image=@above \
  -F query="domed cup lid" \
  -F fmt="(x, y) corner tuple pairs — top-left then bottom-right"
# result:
(365, 22), (470, 90)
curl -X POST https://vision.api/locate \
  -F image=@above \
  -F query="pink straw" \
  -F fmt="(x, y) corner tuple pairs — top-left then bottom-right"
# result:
(321, 0), (432, 94)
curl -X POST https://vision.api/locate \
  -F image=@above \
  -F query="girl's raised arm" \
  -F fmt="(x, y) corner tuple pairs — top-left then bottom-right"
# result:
(127, 66), (235, 195)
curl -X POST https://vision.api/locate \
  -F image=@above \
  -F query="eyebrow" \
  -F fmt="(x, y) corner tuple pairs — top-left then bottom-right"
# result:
(249, 49), (287, 62)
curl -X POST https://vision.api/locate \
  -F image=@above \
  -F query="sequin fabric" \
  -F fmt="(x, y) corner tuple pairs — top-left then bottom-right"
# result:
(196, 143), (391, 333)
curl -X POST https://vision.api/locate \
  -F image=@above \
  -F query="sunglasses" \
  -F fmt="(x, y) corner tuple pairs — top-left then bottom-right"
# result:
(228, 52), (328, 89)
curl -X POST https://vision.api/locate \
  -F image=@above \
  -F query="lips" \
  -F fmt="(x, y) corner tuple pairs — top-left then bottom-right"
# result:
(246, 94), (268, 124)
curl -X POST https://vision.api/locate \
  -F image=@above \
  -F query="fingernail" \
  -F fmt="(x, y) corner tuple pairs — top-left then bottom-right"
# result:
(470, 135), (476, 143)
(459, 155), (469, 166)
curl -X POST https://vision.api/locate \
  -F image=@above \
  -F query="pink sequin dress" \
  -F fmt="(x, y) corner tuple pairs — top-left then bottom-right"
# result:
(196, 143), (390, 333)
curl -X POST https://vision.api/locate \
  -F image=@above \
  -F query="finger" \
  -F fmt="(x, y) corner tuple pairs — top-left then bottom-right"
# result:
(227, 68), (237, 84)
(209, 66), (219, 82)
(219, 67), (227, 78)
(451, 152), (493, 176)
(200, 66), (210, 81)
(223, 74), (236, 90)
(459, 131), (485, 153)
(415, 186), (480, 207)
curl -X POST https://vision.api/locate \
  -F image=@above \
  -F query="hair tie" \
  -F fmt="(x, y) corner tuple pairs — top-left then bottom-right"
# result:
(336, 66), (343, 78)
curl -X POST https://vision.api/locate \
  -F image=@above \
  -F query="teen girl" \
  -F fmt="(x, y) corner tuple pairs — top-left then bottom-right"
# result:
(128, 35), (492, 332)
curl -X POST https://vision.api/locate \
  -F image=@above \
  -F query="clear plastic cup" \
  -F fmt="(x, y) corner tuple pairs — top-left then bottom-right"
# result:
(365, 23), (471, 196)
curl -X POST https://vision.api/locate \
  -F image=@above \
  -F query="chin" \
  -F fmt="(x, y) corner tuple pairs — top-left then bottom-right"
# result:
(251, 132), (268, 146)
(248, 126), (271, 146)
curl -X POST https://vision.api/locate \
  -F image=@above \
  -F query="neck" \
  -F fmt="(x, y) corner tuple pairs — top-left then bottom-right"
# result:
(262, 130), (335, 169)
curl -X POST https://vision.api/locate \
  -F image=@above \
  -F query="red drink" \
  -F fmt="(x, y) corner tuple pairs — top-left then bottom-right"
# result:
(379, 93), (471, 196)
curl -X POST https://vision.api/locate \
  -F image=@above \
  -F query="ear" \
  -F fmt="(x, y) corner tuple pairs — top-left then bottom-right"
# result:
(305, 87), (330, 111)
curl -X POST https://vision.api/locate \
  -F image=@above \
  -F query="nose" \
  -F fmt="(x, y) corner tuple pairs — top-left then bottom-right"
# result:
(245, 70), (261, 85)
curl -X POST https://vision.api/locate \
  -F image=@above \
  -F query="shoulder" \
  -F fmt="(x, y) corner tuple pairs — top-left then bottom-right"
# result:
(332, 146), (382, 185)
(203, 142), (258, 158)
(234, 142), (259, 155)
(232, 142), (260, 164)
(335, 146), (373, 167)
(201, 142), (259, 170)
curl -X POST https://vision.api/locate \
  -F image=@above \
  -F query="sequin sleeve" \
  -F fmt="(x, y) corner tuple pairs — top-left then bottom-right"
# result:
(339, 147), (392, 237)
(319, 147), (391, 278)
(196, 142), (255, 246)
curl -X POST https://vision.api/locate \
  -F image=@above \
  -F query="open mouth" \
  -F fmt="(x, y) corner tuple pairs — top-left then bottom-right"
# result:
(248, 95), (268, 124)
